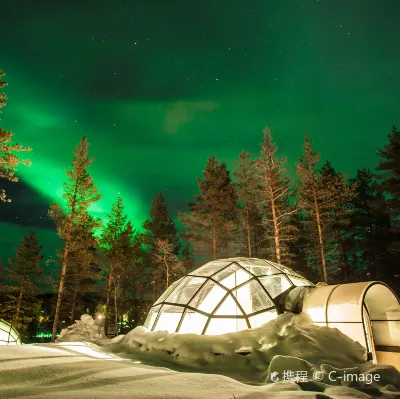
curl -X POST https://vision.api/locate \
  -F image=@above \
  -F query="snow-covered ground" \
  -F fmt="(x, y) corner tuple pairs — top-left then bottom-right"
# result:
(1, 313), (399, 398)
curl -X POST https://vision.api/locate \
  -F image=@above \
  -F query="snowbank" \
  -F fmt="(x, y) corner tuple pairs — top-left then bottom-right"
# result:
(56, 314), (108, 343)
(109, 312), (369, 383)
(52, 311), (400, 396)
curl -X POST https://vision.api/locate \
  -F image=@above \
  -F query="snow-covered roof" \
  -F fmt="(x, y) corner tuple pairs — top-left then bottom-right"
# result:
(145, 257), (313, 335)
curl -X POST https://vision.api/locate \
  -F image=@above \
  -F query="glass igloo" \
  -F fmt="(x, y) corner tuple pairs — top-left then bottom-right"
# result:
(0, 318), (21, 345)
(144, 257), (313, 335)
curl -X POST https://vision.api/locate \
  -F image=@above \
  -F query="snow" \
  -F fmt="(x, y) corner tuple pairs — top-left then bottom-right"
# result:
(110, 312), (368, 383)
(1, 312), (399, 398)
(56, 314), (108, 343)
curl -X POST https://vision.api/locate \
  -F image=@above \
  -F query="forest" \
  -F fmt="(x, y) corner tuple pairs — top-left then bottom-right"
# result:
(1, 68), (399, 342)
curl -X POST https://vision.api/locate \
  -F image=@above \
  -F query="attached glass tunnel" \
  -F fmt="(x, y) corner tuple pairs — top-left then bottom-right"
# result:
(302, 281), (400, 369)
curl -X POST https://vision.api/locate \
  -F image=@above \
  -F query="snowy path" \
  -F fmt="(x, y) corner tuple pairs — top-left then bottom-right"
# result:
(0, 344), (298, 399)
(0, 343), (398, 399)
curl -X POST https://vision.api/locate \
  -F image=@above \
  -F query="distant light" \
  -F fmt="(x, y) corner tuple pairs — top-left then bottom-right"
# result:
(97, 315), (103, 319)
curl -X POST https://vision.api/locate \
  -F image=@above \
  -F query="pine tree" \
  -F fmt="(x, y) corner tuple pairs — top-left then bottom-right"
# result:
(113, 221), (139, 329)
(0, 69), (31, 202)
(348, 168), (391, 280)
(143, 192), (180, 254)
(63, 211), (101, 324)
(99, 196), (129, 334)
(295, 135), (355, 283)
(121, 230), (152, 328)
(48, 137), (101, 341)
(234, 151), (264, 257)
(254, 128), (298, 264)
(375, 126), (400, 259)
(3, 232), (43, 331)
(179, 155), (237, 260)
(319, 161), (356, 281)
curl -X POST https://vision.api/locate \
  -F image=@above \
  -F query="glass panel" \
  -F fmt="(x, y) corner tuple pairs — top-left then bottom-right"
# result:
(238, 259), (280, 276)
(144, 304), (161, 330)
(215, 293), (244, 315)
(211, 264), (251, 289)
(154, 277), (184, 305)
(166, 276), (207, 305)
(190, 260), (233, 277)
(249, 310), (277, 328)
(189, 279), (227, 313)
(327, 322), (367, 350)
(9, 329), (17, 342)
(205, 317), (248, 335)
(265, 260), (304, 277)
(0, 327), (9, 343)
(153, 305), (185, 333)
(288, 275), (313, 287)
(258, 274), (292, 298)
(178, 310), (209, 334)
(233, 280), (274, 314)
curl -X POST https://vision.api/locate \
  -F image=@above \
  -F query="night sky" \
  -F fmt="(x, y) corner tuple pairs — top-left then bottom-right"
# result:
(0, 0), (399, 263)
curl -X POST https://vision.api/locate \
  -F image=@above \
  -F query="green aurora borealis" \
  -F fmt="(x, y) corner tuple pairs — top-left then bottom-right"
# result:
(0, 0), (399, 263)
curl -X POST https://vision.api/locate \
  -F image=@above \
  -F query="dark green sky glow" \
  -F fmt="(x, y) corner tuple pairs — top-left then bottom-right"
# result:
(0, 0), (399, 262)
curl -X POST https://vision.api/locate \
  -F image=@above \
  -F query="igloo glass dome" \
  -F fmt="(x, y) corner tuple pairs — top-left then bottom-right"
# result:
(0, 318), (21, 345)
(144, 257), (313, 335)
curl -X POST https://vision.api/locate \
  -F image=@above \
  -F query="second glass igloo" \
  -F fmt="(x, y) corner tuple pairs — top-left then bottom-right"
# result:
(144, 257), (313, 335)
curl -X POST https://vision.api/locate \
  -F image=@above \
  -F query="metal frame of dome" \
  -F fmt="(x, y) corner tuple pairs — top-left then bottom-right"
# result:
(0, 318), (22, 345)
(145, 257), (313, 335)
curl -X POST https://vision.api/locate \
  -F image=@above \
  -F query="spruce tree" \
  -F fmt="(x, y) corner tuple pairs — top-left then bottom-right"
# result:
(179, 155), (237, 260)
(63, 211), (101, 324)
(99, 196), (129, 334)
(48, 137), (101, 341)
(113, 220), (139, 331)
(295, 135), (355, 282)
(348, 168), (391, 280)
(375, 126), (400, 259)
(0, 69), (31, 202)
(3, 232), (43, 331)
(374, 127), (400, 290)
(254, 128), (297, 264)
(120, 229), (152, 328)
(319, 161), (356, 281)
(144, 192), (180, 254)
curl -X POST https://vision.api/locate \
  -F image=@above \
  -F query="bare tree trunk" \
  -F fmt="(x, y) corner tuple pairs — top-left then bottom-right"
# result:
(269, 188), (281, 264)
(246, 209), (252, 257)
(14, 289), (23, 327)
(212, 224), (217, 260)
(51, 242), (71, 342)
(163, 255), (170, 289)
(313, 188), (328, 283)
(152, 270), (156, 303)
(114, 281), (118, 336)
(51, 183), (78, 342)
(70, 283), (78, 325)
(104, 264), (114, 335)
(338, 233), (348, 281)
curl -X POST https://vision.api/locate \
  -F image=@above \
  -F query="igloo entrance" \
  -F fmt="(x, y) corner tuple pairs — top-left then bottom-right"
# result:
(144, 257), (313, 335)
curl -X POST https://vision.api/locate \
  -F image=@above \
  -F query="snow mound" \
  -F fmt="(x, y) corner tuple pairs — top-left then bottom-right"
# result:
(56, 314), (108, 343)
(109, 312), (370, 384)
